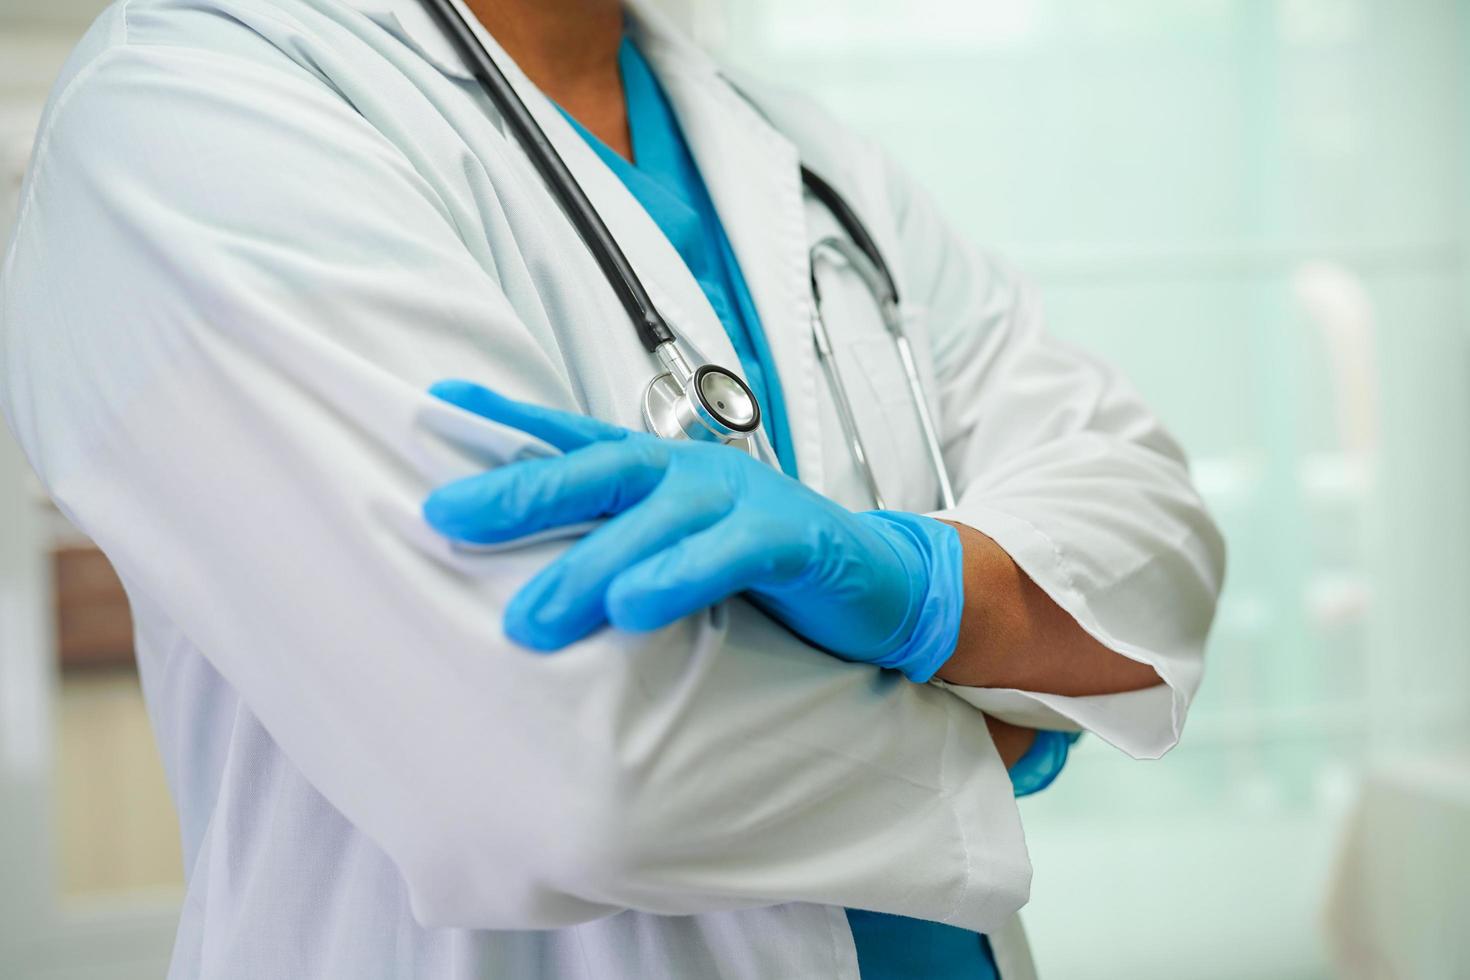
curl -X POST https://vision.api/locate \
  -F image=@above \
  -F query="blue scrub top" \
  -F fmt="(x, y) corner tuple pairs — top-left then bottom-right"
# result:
(561, 37), (1078, 979)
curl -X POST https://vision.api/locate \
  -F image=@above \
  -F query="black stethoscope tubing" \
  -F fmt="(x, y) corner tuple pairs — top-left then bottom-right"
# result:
(419, 0), (676, 353)
(798, 165), (899, 306)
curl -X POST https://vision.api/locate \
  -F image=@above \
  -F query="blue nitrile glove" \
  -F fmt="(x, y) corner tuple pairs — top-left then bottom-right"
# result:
(422, 380), (965, 682)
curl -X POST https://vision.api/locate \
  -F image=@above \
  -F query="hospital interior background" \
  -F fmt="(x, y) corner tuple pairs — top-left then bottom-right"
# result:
(3, 0), (1469, 976)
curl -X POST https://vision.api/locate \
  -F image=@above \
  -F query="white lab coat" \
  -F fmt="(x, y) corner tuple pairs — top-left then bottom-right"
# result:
(0, 0), (1225, 976)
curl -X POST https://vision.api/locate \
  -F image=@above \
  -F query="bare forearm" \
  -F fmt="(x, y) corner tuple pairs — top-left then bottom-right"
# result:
(936, 521), (1162, 695)
(985, 715), (1035, 767)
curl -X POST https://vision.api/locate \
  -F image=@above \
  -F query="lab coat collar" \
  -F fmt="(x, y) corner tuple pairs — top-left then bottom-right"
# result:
(340, 0), (826, 492)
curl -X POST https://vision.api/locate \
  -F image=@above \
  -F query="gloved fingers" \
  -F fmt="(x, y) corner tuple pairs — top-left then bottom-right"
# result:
(429, 379), (630, 451)
(605, 514), (803, 633)
(503, 483), (736, 650)
(423, 439), (669, 544)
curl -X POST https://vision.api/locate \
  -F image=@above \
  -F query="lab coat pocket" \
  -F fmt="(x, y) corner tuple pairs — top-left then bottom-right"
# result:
(844, 335), (941, 512)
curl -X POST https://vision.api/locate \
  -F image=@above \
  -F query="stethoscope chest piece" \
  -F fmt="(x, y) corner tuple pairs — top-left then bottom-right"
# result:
(643, 363), (761, 446)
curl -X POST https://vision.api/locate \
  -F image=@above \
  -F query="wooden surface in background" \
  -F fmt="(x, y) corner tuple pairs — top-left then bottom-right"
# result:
(53, 545), (135, 669)
(50, 549), (182, 896)
(55, 670), (184, 896)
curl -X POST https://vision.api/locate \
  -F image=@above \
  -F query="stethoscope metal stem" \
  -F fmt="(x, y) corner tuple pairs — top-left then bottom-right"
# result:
(810, 308), (887, 510)
(891, 330), (957, 509)
(810, 238), (958, 511)
(654, 340), (694, 386)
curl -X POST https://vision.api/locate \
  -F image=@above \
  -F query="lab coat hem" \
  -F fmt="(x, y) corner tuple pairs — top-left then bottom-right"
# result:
(934, 688), (1033, 933)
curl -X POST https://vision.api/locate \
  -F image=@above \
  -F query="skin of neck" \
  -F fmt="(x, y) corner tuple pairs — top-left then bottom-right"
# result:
(465, 0), (632, 159)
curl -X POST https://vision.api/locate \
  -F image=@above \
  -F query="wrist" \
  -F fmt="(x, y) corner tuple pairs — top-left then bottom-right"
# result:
(985, 715), (1036, 769)
(859, 511), (966, 683)
(930, 520), (1012, 688)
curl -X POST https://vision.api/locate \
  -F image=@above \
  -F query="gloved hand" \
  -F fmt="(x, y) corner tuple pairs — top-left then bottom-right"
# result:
(422, 380), (965, 682)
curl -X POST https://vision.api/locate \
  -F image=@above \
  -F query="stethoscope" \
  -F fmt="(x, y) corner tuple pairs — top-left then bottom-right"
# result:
(421, 0), (957, 510)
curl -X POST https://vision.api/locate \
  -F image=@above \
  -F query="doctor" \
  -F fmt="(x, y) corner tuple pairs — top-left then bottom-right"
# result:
(0, 0), (1224, 976)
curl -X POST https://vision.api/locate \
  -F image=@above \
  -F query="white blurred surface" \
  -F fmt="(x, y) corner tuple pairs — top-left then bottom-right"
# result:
(1326, 755), (1470, 979)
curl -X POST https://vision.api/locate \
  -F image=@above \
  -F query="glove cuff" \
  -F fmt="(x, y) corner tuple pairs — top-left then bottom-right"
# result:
(862, 511), (966, 684)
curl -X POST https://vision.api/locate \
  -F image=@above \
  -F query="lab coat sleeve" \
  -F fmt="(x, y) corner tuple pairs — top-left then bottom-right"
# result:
(0, 34), (1029, 931)
(881, 156), (1226, 760)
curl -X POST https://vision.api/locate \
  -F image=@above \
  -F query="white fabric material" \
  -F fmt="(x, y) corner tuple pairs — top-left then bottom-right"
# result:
(0, 0), (1223, 976)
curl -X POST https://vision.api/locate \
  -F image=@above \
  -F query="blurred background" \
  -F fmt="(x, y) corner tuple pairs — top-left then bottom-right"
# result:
(3, 0), (1469, 977)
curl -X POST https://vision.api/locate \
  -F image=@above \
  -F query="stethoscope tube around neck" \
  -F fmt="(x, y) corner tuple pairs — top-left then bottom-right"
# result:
(417, 1), (953, 505)
(798, 166), (900, 307)
(418, 0), (677, 353)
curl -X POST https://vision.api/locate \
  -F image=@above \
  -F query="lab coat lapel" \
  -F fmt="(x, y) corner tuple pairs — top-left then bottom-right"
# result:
(631, 11), (828, 495)
(365, 0), (746, 389)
